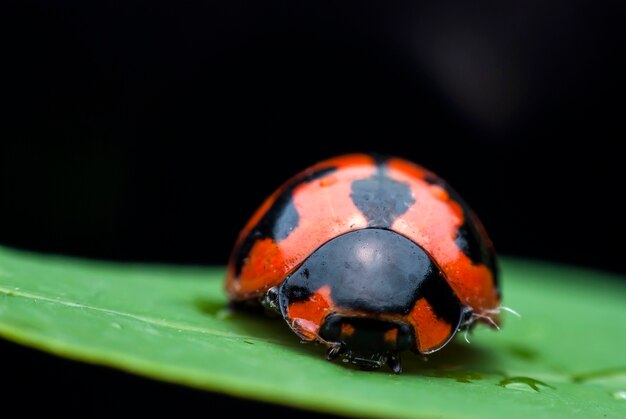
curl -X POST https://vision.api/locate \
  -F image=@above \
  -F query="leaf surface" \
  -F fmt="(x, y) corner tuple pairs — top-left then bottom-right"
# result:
(0, 246), (625, 418)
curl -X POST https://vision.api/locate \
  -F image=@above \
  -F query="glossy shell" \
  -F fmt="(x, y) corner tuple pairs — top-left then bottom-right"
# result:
(226, 154), (500, 359)
(226, 154), (499, 312)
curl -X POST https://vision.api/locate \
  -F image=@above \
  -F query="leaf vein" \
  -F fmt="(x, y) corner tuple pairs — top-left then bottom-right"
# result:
(0, 286), (281, 344)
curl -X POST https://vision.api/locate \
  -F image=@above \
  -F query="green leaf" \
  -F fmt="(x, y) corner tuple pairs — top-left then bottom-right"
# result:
(1, 246), (625, 418)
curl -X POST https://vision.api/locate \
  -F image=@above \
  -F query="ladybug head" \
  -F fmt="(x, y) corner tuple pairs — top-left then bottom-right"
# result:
(318, 314), (414, 372)
(278, 228), (465, 374)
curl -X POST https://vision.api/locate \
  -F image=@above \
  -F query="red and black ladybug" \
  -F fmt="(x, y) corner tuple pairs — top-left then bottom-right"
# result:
(226, 154), (502, 373)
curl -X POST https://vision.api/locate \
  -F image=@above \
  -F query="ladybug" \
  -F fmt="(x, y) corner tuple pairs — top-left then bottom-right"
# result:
(226, 154), (501, 373)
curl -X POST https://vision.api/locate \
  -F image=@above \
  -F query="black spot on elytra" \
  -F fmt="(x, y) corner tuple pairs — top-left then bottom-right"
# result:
(271, 197), (298, 241)
(421, 269), (464, 327)
(234, 166), (336, 276)
(370, 153), (389, 166)
(423, 173), (445, 188)
(455, 216), (493, 267)
(424, 173), (499, 291)
(350, 166), (415, 228)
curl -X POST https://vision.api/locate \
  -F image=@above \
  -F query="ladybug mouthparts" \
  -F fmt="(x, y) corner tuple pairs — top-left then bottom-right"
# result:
(341, 350), (388, 371)
(320, 315), (414, 374)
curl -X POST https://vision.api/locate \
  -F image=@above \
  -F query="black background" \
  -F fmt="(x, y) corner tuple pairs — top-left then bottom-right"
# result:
(2, 0), (625, 416)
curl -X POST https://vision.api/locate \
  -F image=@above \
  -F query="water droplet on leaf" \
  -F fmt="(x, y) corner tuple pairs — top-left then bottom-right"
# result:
(612, 390), (626, 400)
(498, 377), (554, 392)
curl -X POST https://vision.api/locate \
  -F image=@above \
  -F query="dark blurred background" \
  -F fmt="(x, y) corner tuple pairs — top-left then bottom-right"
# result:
(2, 0), (625, 416)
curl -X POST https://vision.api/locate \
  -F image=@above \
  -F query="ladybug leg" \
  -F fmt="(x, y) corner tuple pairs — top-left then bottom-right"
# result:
(387, 352), (402, 374)
(459, 306), (475, 344)
(473, 305), (520, 330)
(485, 306), (521, 318)
(471, 312), (500, 330)
(325, 342), (345, 361)
(259, 286), (280, 315)
(459, 306), (474, 329)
